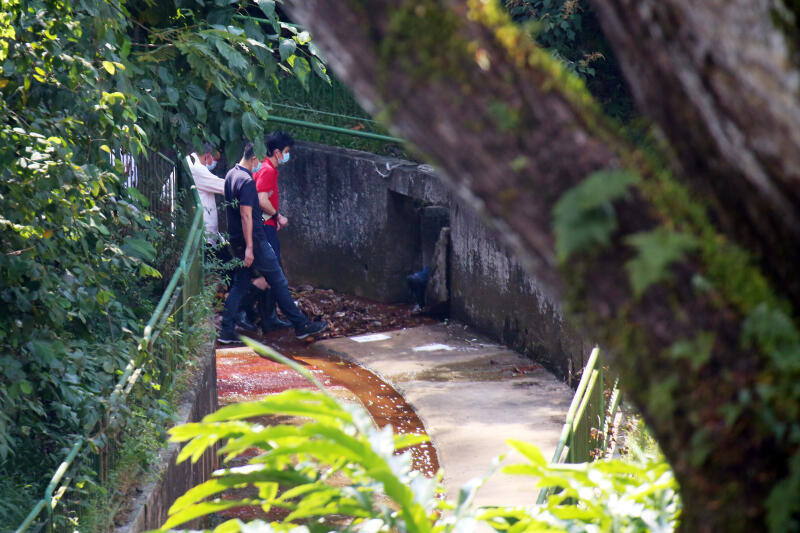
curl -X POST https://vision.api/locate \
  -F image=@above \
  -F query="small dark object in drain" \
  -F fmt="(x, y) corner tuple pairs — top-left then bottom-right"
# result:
(406, 266), (430, 311)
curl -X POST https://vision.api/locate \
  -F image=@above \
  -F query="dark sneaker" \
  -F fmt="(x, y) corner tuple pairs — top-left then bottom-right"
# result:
(262, 316), (292, 333)
(295, 320), (329, 340)
(235, 311), (259, 333)
(217, 330), (242, 344)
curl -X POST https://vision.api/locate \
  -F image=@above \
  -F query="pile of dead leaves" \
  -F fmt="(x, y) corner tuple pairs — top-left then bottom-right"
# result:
(290, 285), (433, 339)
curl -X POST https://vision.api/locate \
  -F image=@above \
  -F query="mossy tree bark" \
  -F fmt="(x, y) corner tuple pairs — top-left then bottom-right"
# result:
(590, 0), (800, 306)
(283, 1), (800, 530)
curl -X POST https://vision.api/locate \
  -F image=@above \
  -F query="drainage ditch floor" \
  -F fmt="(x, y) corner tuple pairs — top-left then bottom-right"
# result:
(213, 290), (572, 518)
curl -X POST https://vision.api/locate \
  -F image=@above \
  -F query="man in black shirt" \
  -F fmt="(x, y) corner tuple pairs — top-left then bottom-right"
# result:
(219, 142), (327, 342)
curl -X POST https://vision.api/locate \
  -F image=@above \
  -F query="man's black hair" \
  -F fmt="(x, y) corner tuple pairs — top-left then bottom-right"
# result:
(242, 141), (256, 161)
(266, 130), (295, 155)
(202, 142), (217, 156)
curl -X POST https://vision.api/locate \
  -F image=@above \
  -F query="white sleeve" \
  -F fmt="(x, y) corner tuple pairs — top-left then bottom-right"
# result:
(188, 155), (225, 195)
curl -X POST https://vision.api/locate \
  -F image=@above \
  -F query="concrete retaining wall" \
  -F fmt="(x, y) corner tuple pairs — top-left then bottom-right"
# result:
(278, 142), (589, 380)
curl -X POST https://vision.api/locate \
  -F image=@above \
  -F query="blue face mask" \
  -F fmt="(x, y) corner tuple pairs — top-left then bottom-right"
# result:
(279, 152), (290, 165)
(205, 160), (217, 171)
(252, 161), (262, 174)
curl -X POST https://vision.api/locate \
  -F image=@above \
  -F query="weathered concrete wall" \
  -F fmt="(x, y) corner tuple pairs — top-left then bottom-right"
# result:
(280, 143), (449, 302)
(115, 335), (218, 532)
(448, 201), (590, 380)
(279, 142), (588, 380)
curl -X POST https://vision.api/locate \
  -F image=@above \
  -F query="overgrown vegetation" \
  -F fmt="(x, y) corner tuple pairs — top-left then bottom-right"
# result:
(0, 0), (329, 525)
(76, 284), (216, 532)
(267, 75), (406, 157)
(502, 0), (635, 120)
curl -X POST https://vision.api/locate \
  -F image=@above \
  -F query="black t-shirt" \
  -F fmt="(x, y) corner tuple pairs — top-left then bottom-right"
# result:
(224, 164), (266, 244)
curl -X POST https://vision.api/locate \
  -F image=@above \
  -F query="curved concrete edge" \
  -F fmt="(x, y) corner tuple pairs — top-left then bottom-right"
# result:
(313, 322), (573, 508)
(114, 331), (219, 533)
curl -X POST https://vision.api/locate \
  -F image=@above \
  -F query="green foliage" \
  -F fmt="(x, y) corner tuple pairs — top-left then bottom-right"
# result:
(666, 332), (715, 372)
(624, 228), (698, 298)
(75, 285), (216, 531)
(266, 74), (406, 158)
(159, 340), (680, 533)
(128, 4), (329, 162)
(766, 450), (800, 533)
(502, 0), (635, 120)
(486, 439), (680, 532)
(0, 0), (327, 521)
(738, 303), (800, 531)
(382, 0), (472, 86)
(552, 170), (639, 262)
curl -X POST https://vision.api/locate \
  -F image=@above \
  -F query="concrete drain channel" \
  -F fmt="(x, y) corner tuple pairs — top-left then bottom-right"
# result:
(213, 321), (574, 519)
(214, 330), (440, 521)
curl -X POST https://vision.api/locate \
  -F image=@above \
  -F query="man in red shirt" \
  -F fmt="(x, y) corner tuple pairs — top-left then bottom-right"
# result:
(252, 130), (295, 330)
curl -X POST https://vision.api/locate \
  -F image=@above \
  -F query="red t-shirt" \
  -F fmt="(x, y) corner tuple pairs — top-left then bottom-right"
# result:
(254, 158), (279, 227)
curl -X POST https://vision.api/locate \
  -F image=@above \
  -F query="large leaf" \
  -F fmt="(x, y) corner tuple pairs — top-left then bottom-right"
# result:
(625, 228), (698, 297)
(214, 38), (249, 71)
(122, 237), (157, 263)
(255, 0), (276, 18)
(552, 170), (639, 262)
(279, 38), (296, 62)
(291, 56), (311, 90)
(241, 111), (262, 144)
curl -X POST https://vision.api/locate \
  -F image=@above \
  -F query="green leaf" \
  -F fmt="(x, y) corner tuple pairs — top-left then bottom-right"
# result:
(221, 116), (240, 143)
(186, 83), (206, 101)
(102, 61), (115, 74)
(31, 340), (56, 366)
(393, 433), (429, 449)
(741, 303), (800, 353)
(308, 42), (325, 61)
(244, 19), (264, 42)
(165, 87), (179, 104)
(241, 111), (262, 143)
(163, 498), (263, 530)
(138, 263), (162, 278)
(292, 56), (311, 90)
(279, 39), (297, 62)
(126, 186), (150, 208)
(255, 0), (276, 17)
(506, 439), (547, 466)
(767, 451), (800, 532)
(223, 99), (240, 113)
(552, 170), (639, 262)
(667, 332), (715, 371)
(214, 39), (249, 71)
(122, 237), (157, 262)
(311, 58), (331, 84)
(251, 44), (277, 75)
(201, 390), (350, 424)
(96, 289), (114, 305)
(625, 227), (698, 297)
(19, 380), (33, 395)
(120, 38), (131, 59)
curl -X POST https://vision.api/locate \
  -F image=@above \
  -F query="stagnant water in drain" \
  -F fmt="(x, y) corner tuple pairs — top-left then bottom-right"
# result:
(214, 329), (440, 521)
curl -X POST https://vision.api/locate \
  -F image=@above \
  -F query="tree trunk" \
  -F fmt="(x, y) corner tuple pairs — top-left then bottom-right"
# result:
(283, 1), (800, 530)
(589, 0), (800, 310)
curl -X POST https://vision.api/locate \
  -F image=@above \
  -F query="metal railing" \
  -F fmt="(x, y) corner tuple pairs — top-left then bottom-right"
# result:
(15, 154), (205, 533)
(537, 346), (621, 504)
(268, 113), (404, 144)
